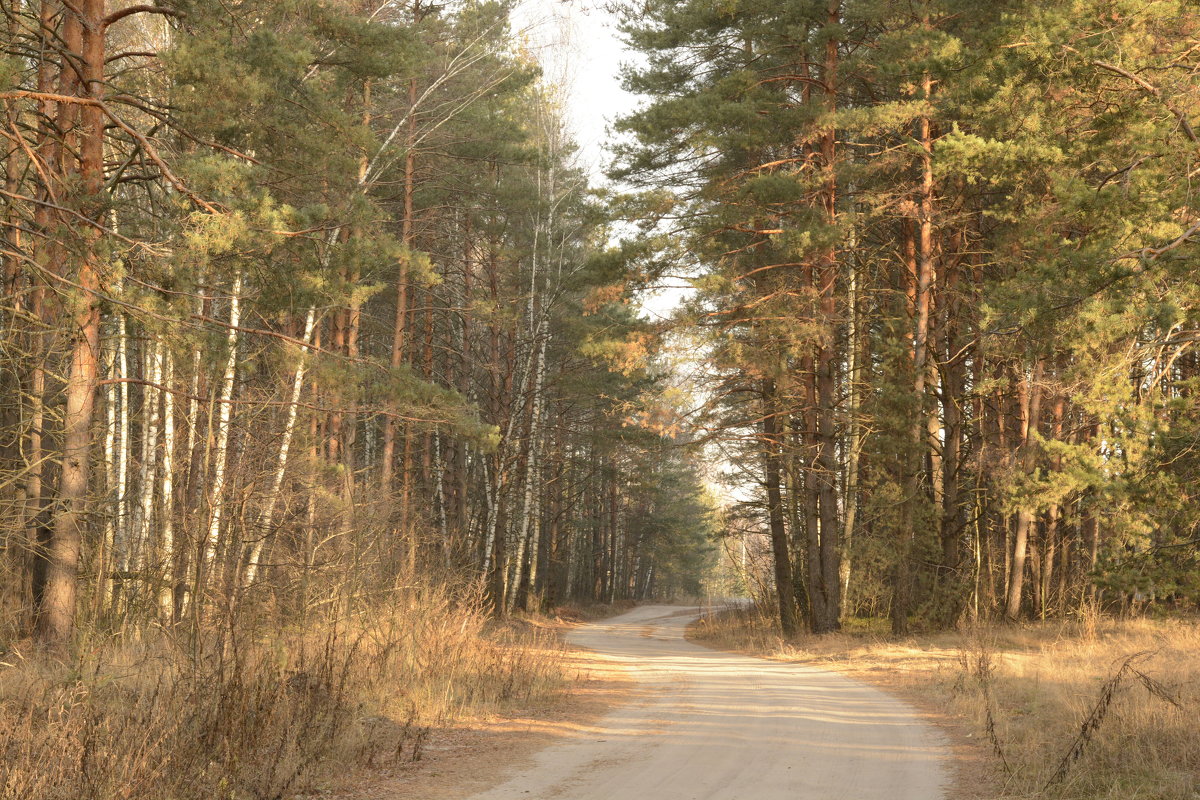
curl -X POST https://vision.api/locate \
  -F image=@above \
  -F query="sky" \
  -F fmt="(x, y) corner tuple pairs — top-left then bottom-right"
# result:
(510, 0), (692, 322)
(510, 0), (640, 182)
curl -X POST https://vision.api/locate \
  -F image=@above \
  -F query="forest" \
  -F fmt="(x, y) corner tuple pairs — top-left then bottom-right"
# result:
(0, 0), (715, 652)
(1, 0), (1198, 798)
(613, 0), (1200, 635)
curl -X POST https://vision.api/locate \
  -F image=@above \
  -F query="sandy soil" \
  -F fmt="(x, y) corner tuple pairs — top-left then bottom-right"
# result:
(797, 647), (999, 800)
(684, 621), (1002, 799)
(461, 604), (949, 799)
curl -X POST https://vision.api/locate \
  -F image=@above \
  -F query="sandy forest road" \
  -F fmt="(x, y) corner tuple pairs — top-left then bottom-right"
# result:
(468, 604), (948, 800)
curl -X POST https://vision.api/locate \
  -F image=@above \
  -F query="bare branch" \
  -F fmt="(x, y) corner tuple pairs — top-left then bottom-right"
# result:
(102, 5), (183, 30)
(1092, 59), (1199, 143)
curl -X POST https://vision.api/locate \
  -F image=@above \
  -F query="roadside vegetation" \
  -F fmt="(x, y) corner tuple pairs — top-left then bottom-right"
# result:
(1, 582), (569, 800)
(691, 603), (1200, 800)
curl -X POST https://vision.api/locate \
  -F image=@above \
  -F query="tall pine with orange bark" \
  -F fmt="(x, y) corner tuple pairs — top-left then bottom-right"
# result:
(614, 0), (1200, 631)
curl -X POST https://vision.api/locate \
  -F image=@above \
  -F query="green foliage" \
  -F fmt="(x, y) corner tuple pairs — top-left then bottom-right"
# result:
(614, 0), (1200, 626)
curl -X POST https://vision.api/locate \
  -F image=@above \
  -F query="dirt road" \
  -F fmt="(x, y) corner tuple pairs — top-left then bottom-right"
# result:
(467, 604), (948, 800)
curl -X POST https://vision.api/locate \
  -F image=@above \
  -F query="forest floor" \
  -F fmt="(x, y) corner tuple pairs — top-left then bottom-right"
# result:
(687, 605), (1200, 800)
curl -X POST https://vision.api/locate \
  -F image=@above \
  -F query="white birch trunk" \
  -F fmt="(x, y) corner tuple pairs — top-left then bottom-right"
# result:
(202, 272), (242, 587)
(481, 458), (497, 573)
(136, 338), (163, 574)
(243, 305), (317, 588)
(159, 347), (175, 617)
(482, 328), (539, 580)
(841, 251), (860, 609)
(115, 314), (131, 576)
(500, 182), (549, 602)
(507, 324), (547, 610)
(433, 430), (449, 568)
(186, 344), (200, 466)
(524, 343), (548, 600)
(101, 326), (117, 606)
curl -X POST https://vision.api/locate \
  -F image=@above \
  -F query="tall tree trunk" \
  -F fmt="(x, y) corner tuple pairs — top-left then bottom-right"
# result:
(893, 70), (935, 636)
(811, 0), (842, 634)
(1005, 359), (1044, 620)
(800, 350), (824, 629)
(940, 234), (966, 575)
(381, 77), (418, 501)
(1041, 392), (1065, 617)
(101, 324), (118, 612)
(37, 0), (106, 647)
(519, 331), (548, 610)
(243, 306), (317, 588)
(136, 338), (164, 579)
(200, 273), (243, 596)
(841, 249), (861, 614)
(159, 347), (176, 618)
(762, 378), (801, 636)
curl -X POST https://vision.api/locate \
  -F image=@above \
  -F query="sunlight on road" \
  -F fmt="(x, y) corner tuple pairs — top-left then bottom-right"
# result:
(468, 605), (948, 800)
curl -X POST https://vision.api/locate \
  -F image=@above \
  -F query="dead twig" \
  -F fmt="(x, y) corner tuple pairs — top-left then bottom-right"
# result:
(1045, 650), (1181, 788)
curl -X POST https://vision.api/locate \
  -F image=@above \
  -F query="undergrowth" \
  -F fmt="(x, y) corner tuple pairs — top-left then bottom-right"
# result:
(0, 583), (566, 800)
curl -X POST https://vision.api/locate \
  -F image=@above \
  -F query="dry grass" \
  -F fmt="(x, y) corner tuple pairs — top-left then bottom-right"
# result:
(550, 599), (638, 623)
(0, 584), (568, 800)
(690, 603), (1200, 800)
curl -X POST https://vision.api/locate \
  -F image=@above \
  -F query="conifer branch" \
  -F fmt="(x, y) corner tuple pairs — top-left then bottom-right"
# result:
(1091, 59), (1198, 142)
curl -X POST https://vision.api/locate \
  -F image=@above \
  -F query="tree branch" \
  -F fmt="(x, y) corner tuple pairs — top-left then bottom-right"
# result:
(102, 5), (183, 30)
(1093, 59), (1198, 143)
(96, 378), (452, 423)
